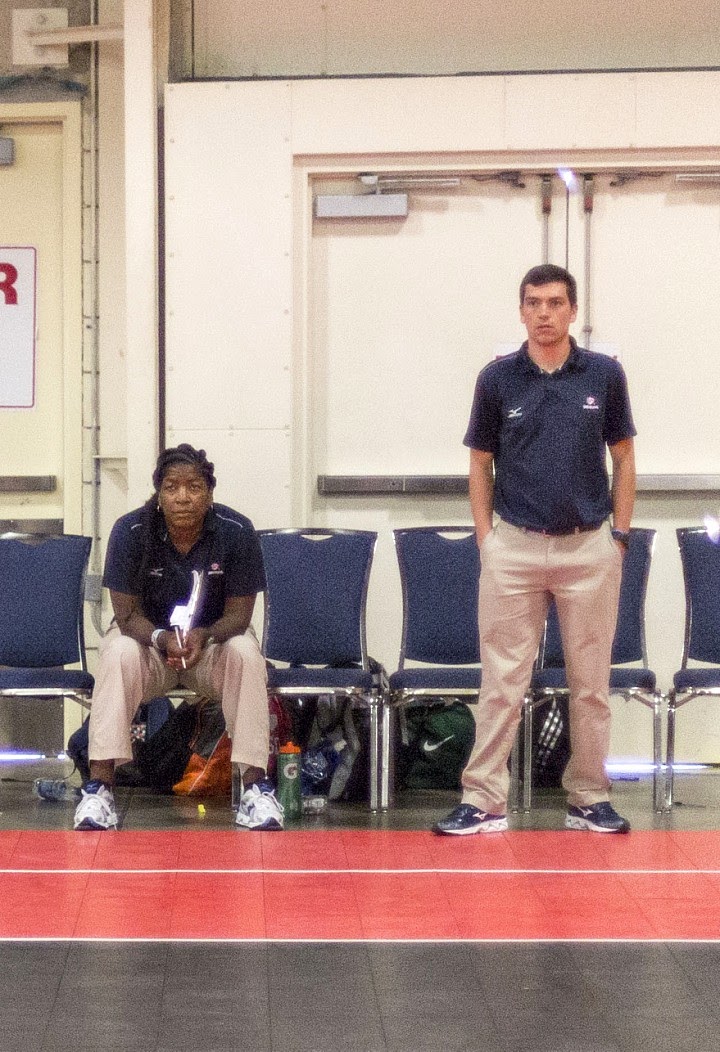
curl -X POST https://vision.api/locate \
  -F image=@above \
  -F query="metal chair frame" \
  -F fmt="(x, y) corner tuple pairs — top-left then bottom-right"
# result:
(666, 526), (720, 810)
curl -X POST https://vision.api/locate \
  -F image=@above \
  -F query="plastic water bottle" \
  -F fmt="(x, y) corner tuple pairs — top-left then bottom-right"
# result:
(33, 779), (80, 802)
(277, 742), (302, 818)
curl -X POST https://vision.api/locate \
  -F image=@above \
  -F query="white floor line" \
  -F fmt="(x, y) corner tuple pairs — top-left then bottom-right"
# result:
(1, 866), (719, 875)
(2, 935), (720, 944)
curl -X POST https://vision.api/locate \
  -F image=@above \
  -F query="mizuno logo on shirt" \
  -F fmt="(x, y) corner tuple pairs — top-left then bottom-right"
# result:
(508, 407), (523, 419)
(583, 396), (600, 410)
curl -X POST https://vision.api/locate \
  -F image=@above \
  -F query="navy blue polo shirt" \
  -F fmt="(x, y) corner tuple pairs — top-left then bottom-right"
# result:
(464, 339), (636, 532)
(102, 503), (266, 629)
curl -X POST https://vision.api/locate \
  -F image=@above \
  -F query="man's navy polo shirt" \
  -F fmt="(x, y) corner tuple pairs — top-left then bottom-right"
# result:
(464, 339), (636, 533)
(102, 503), (266, 629)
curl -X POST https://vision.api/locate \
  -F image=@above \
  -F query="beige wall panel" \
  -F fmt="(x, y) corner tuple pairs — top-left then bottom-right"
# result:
(192, 0), (326, 78)
(587, 173), (720, 476)
(187, 0), (720, 79)
(504, 73), (637, 150)
(165, 82), (293, 431)
(291, 76), (506, 155)
(165, 427), (292, 532)
(310, 179), (542, 478)
(635, 71), (720, 147)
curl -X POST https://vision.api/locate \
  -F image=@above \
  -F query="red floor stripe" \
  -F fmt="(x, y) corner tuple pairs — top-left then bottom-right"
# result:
(1, 830), (719, 941)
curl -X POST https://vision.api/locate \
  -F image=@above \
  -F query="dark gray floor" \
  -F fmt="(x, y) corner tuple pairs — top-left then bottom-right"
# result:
(2, 762), (720, 1052)
(2, 939), (720, 1051)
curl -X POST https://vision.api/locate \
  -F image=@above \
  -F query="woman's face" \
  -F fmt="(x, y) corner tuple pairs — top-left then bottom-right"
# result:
(157, 463), (212, 534)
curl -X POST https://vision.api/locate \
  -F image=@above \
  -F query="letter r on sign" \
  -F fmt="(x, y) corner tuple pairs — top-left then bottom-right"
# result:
(0, 263), (18, 305)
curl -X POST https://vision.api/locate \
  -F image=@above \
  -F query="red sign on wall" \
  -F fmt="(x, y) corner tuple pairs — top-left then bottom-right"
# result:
(0, 247), (37, 408)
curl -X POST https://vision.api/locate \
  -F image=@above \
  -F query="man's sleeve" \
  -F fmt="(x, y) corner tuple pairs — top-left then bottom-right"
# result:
(463, 368), (502, 452)
(604, 362), (637, 446)
(224, 522), (267, 597)
(102, 517), (141, 595)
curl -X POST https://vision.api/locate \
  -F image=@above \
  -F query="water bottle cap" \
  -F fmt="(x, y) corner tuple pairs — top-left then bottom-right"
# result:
(279, 741), (301, 754)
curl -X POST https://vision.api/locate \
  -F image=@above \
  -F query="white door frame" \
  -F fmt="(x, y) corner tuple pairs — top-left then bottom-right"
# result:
(0, 100), (83, 534)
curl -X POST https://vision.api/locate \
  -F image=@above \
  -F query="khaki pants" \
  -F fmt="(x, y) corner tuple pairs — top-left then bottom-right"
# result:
(88, 625), (269, 771)
(462, 520), (623, 813)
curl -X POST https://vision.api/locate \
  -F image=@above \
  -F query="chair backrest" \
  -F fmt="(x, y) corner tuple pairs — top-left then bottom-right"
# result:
(0, 534), (92, 668)
(394, 526), (481, 667)
(539, 527), (656, 668)
(258, 528), (376, 667)
(677, 526), (720, 666)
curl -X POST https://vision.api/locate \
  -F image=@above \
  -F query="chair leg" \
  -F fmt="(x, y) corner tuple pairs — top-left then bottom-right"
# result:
(522, 698), (534, 813)
(665, 695), (676, 811)
(231, 762), (242, 811)
(509, 730), (521, 813)
(368, 697), (380, 812)
(379, 699), (392, 811)
(652, 693), (664, 813)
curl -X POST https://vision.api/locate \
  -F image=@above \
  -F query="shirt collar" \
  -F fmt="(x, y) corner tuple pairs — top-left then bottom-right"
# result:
(519, 337), (586, 375)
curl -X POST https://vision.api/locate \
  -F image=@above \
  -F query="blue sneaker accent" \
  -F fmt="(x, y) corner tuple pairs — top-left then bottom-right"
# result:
(433, 804), (508, 836)
(565, 802), (630, 833)
(73, 780), (118, 830)
(235, 778), (284, 830)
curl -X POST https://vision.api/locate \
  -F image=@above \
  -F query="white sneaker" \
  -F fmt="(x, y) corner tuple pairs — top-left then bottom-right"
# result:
(73, 780), (119, 830)
(235, 779), (284, 830)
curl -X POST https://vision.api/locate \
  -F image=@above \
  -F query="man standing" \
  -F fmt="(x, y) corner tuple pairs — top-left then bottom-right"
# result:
(434, 264), (636, 836)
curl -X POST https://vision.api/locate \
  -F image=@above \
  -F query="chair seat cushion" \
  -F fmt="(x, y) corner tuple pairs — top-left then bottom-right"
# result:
(267, 665), (377, 691)
(610, 667), (657, 692)
(531, 667), (657, 692)
(0, 668), (95, 691)
(531, 667), (567, 690)
(389, 667), (481, 693)
(674, 667), (720, 692)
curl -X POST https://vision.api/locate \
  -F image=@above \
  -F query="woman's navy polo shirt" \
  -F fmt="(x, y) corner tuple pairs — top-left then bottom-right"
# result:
(102, 503), (266, 629)
(464, 340), (636, 533)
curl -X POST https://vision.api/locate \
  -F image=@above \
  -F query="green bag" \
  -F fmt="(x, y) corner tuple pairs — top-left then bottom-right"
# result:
(400, 702), (475, 790)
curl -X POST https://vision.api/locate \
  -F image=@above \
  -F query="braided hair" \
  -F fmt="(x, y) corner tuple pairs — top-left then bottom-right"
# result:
(152, 444), (216, 493)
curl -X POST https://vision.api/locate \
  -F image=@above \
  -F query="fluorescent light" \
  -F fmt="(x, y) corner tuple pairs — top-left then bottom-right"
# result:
(0, 750), (47, 762)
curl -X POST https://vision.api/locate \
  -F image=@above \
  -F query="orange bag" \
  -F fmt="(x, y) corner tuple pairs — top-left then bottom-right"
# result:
(172, 730), (232, 797)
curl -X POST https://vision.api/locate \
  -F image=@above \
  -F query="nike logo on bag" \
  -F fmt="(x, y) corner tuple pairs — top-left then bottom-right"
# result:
(508, 407), (523, 419)
(422, 735), (455, 753)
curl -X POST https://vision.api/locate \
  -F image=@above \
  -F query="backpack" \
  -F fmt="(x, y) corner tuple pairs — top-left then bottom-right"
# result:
(67, 696), (179, 787)
(398, 702), (476, 790)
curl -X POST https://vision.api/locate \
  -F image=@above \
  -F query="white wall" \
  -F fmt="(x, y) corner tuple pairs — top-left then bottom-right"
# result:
(165, 71), (720, 762)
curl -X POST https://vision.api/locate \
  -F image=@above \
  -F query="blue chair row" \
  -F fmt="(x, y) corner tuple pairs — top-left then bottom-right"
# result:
(1, 525), (717, 815)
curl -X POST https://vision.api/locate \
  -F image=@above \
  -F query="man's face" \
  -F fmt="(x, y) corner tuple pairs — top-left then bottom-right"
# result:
(519, 281), (577, 347)
(157, 463), (212, 533)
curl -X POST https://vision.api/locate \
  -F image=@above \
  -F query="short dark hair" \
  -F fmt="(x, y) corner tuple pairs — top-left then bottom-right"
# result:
(519, 264), (577, 307)
(152, 443), (216, 492)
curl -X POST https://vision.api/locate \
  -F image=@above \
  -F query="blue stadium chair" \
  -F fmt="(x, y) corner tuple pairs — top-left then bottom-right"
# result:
(258, 528), (388, 810)
(524, 527), (661, 812)
(388, 527), (483, 805)
(0, 535), (95, 731)
(666, 526), (720, 810)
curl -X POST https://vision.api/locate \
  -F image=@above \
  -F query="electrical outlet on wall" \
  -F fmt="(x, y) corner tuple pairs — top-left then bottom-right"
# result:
(12, 8), (69, 67)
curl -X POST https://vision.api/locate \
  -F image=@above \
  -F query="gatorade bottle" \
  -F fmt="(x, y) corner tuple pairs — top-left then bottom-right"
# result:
(277, 742), (302, 818)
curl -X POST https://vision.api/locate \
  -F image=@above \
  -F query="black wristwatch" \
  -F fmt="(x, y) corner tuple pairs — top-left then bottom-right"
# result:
(611, 528), (630, 549)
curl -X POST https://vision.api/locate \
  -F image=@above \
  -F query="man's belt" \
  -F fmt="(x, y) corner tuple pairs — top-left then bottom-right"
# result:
(519, 522), (604, 537)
